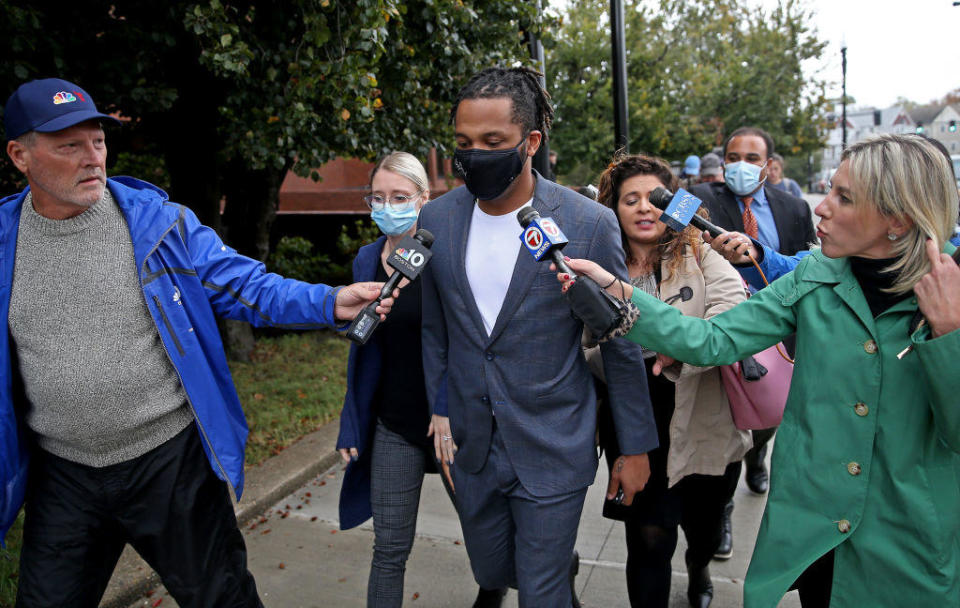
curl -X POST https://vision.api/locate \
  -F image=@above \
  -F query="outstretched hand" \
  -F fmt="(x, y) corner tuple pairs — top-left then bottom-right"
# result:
(334, 282), (398, 321)
(915, 239), (960, 338)
(552, 257), (634, 300)
(704, 230), (757, 265)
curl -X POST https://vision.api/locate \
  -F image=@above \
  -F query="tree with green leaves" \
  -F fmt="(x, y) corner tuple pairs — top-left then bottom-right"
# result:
(547, 0), (828, 185)
(1, 0), (545, 250)
(0, 0), (546, 356)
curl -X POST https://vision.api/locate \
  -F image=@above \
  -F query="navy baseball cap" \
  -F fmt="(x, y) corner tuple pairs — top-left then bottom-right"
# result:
(4, 78), (120, 141)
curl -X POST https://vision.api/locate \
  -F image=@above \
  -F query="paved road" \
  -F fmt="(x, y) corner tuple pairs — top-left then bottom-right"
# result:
(804, 193), (824, 224)
(126, 455), (801, 608)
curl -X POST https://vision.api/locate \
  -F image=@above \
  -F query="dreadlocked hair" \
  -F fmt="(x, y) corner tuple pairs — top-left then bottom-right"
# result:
(450, 66), (554, 141)
(596, 153), (708, 276)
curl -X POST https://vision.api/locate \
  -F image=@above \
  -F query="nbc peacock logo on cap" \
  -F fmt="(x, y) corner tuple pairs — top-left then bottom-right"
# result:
(52, 91), (77, 105)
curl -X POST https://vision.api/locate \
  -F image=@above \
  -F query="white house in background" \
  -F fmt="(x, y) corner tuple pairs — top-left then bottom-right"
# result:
(821, 105), (915, 172)
(926, 105), (960, 153)
(820, 103), (960, 175)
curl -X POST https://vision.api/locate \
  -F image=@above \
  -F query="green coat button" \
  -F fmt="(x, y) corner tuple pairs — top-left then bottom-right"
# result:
(864, 340), (877, 354)
(847, 462), (862, 476)
(838, 519), (851, 533)
(854, 403), (869, 416)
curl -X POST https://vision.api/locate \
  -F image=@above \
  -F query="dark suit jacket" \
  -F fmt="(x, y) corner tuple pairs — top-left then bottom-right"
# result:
(419, 172), (657, 497)
(690, 182), (817, 255)
(336, 236), (386, 530)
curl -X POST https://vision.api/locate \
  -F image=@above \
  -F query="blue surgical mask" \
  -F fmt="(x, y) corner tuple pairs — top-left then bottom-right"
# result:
(724, 160), (767, 196)
(371, 204), (419, 236)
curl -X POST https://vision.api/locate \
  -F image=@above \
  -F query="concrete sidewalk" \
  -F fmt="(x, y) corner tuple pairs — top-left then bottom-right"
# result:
(118, 419), (800, 608)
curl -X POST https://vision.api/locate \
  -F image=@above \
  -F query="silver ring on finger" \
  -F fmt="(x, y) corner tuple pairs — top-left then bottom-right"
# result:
(442, 435), (451, 441)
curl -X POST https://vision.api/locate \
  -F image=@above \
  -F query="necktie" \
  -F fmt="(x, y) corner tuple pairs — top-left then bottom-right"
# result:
(742, 197), (759, 239)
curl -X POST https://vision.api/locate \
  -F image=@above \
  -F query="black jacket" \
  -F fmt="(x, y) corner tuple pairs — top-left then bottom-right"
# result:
(690, 182), (817, 256)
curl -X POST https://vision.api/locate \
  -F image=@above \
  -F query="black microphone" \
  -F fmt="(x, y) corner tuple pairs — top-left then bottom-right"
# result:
(516, 207), (624, 337)
(346, 228), (434, 345)
(649, 186), (763, 251)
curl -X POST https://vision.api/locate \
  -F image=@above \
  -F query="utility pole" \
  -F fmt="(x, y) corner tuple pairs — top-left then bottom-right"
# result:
(841, 40), (848, 150)
(611, 0), (629, 153)
(528, 0), (551, 177)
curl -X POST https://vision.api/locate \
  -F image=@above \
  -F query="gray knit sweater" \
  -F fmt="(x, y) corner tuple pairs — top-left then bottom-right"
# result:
(9, 189), (193, 467)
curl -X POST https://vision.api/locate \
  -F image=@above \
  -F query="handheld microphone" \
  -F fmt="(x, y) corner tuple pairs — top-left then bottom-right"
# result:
(346, 228), (434, 345)
(517, 206), (574, 275)
(516, 207), (624, 337)
(649, 186), (763, 251)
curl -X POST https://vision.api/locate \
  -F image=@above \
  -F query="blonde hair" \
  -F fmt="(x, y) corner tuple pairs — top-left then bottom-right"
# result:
(370, 151), (429, 194)
(842, 134), (959, 294)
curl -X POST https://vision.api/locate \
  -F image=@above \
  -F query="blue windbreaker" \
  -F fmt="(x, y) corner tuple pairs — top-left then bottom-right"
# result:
(0, 177), (343, 543)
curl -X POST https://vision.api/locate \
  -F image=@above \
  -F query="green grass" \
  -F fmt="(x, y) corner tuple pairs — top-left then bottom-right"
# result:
(232, 331), (350, 466)
(0, 511), (23, 607)
(0, 330), (350, 606)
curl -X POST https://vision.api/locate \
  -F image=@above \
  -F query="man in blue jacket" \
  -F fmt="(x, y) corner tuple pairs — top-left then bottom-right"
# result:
(0, 78), (391, 607)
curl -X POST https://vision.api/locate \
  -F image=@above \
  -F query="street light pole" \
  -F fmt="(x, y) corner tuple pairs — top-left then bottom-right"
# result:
(841, 40), (848, 150)
(528, 0), (551, 177)
(611, 0), (629, 153)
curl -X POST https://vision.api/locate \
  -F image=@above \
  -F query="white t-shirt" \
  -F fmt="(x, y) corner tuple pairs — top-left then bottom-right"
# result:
(464, 200), (530, 335)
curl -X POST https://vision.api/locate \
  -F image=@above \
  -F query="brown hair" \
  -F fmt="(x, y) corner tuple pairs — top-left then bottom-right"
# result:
(596, 153), (707, 275)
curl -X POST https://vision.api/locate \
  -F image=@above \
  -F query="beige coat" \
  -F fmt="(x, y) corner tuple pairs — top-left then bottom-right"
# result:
(587, 242), (752, 485)
(656, 244), (752, 486)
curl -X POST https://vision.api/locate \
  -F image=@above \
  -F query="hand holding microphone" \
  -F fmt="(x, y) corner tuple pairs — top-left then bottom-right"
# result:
(517, 207), (625, 336)
(704, 230), (759, 265)
(556, 257), (635, 301)
(647, 186), (764, 255)
(346, 228), (434, 344)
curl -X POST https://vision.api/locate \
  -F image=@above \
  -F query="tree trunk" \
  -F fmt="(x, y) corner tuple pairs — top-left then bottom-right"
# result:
(221, 163), (286, 261)
(158, 40), (225, 232)
(216, 162), (289, 361)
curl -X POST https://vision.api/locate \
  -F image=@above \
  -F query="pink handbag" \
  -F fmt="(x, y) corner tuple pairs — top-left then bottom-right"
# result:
(721, 344), (793, 430)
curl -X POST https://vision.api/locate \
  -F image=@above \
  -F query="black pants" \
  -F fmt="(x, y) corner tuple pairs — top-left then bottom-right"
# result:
(598, 359), (741, 608)
(16, 425), (262, 608)
(790, 550), (835, 608)
(621, 463), (741, 608)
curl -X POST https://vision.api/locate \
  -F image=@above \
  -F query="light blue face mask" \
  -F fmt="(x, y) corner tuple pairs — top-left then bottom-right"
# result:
(724, 160), (767, 196)
(371, 204), (419, 236)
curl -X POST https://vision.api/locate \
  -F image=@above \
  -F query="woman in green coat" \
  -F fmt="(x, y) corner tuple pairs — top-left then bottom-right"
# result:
(558, 133), (960, 608)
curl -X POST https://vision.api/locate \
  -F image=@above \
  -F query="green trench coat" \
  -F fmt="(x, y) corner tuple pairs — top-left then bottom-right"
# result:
(623, 248), (960, 607)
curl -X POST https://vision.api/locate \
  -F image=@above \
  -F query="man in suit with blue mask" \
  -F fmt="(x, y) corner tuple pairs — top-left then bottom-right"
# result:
(690, 126), (817, 562)
(419, 67), (658, 607)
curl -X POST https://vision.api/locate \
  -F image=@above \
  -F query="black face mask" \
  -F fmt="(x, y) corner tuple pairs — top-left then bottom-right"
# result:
(453, 138), (528, 201)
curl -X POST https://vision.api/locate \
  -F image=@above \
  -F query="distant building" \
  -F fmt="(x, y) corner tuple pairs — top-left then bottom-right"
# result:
(277, 150), (458, 215)
(821, 104), (917, 173)
(924, 104), (960, 153)
(820, 102), (960, 177)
